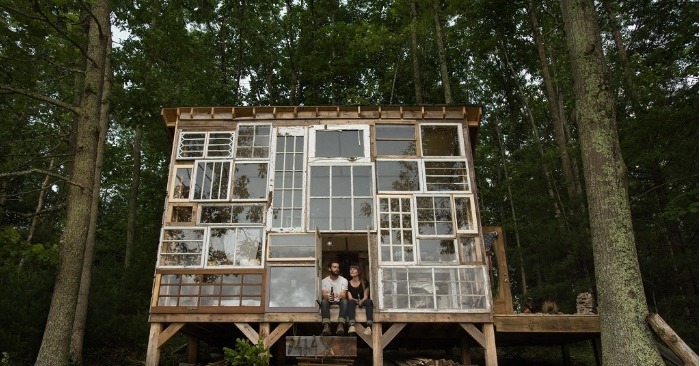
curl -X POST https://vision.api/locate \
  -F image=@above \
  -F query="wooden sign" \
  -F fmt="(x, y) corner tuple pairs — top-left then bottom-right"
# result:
(285, 336), (357, 357)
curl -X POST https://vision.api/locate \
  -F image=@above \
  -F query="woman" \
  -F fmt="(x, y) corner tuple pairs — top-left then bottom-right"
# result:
(346, 264), (374, 335)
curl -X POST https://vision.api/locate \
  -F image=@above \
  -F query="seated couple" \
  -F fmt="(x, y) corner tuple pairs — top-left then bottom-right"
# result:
(320, 261), (373, 336)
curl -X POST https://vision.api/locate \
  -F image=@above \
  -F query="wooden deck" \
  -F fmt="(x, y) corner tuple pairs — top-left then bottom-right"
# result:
(494, 314), (600, 346)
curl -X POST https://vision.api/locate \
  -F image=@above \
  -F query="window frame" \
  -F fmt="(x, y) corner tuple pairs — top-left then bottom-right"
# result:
(265, 263), (319, 312)
(377, 195), (417, 265)
(198, 203), (266, 225)
(157, 227), (207, 268)
(373, 123), (419, 158)
(417, 238), (459, 264)
(309, 125), (371, 162)
(176, 131), (236, 160)
(307, 163), (375, 231)
(419, 123), (465, 158)
(270, 128), (307, 231)
(375, 159), (423, 193)
(204, 226), (265, 268)
(266, 233), (317, 261)
(236, 123), (272, 159)
(414, 195), (455, 238)
(166, 204), (197, 225)
(170, 164), (194, 202)
(422, 159), (471, 193)
(230, 161), (270, 201)
(192, 159), (233, 201)
(453, 194), (478, 234)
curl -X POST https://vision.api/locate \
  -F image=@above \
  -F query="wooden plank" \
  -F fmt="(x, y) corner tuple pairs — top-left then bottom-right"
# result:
(372, 323), (382, 366)
(158, 323), (185, 347)
(460, 337), (471, 366)
(150, 312), (492, 324)
(493, 314), (600, 333)
(265, 323), (293, 348)
(353, 324), (371, 347)
(381, 323), (406, 349)
(187, 336), (198, 364)
(285, 336), (356, 357)
(647, 313), (698, 366)
(235, 322), (260, 344)
(146, 323), (162, 366)
(460, 323), (486, 348)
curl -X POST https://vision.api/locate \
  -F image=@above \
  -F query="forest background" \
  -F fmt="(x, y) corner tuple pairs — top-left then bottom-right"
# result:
(0, 0), (697, 365)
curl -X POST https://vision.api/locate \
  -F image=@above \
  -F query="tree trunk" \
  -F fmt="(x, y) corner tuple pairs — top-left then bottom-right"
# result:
(35, 0), (110, 364)
(410, 0), (423, 104)
(558, 0), (664, 364)
(526, 0), (579, 202)
(124, 124), (143, 270)
(69, 37), (112, 365)
(432, 0), (452, 104)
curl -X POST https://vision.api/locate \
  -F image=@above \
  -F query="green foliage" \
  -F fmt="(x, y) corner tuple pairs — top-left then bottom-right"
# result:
(223, 339), (271, 366)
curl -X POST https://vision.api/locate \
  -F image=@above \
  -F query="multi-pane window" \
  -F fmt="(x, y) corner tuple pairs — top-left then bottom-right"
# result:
(158, 228), (205, 267)
(375, 124), (417, 156)
(309, 165), (374, 231)
(415, 196), (454, 237)
(272, 135), (305, 229)
(380, 267), (488, 311)
(420, 125), (463, 157)
(236, 124), (271, 158)
(206, 227), (264, 267)
(376, 160), (421, 192)
(157, 272), (263, 308)
(418, 239), (458, 264)
(171, 166), (193, 200)
(199, 204), (265, 224)
(231, 162), (268, 200)
(177, 132), (235, 159)
(459, 236), (481, 263)
(424, 160), (469, 192)
(193, 160), (231, 201)
(378, 197), (414, 263)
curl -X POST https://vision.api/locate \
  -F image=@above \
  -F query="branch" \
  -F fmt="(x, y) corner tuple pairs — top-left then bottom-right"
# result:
(0, 168), (83, 188)
(31, 2), (96, 67)
(0, 84), (80, 114)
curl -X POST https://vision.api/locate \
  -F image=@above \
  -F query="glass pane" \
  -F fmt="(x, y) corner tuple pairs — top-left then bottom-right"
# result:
(207, 228), (236, 265)
(332, 166), (352, 196)
(376, 161), (419, 191)
(173, 167), (192, 199)
(178, 132), (206, 158)
(455, 197), (475, 231)
(200, 206), (232, 223)
(376, 124), (416, 139)
(309, 198), (330, 230)
(268, 267), (317, 308)
(377, 141), (416, 156)
(354, 198), (374, 230)
(310, 166), (330, 196)
(421, 125), (461, 156)
(353, 165), (372, 196)
(234, 228), (263, 266)
(332, 198), (352, 230)
(171, 206), (193, 222)
(230, 204), (265, 224)
(419, 239), (458, 263)
(206, 132), (234, 157)
(316, 130), (365, 157)
(232, 163), (268, 199)
(425, 161), (469, 191)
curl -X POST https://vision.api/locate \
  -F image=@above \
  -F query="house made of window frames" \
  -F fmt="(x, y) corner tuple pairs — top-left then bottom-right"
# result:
(147, 105), (505, 365)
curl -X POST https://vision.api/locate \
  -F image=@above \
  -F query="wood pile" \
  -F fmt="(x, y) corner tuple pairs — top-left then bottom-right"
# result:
(576, 291), (596, 314)
(385, 358), (462, 366)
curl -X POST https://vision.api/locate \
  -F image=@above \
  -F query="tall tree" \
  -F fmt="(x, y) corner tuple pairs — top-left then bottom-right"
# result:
(431, 0), (452, 104)
(558, 0), (664, 364)
(124, 124), (142, 270)
(35, 0), (111, 364)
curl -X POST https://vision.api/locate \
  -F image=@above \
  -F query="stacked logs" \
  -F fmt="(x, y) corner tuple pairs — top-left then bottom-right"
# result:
(576, 291), (596, 314)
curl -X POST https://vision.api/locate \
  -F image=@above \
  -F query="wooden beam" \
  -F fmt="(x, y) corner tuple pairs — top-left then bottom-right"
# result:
(264, 323), (293, 348)
(146, 323), (162, 366)
(354, 324), (371, 347)
(381, 323), (406, 349)
(460, 337), (471, 366)
(188, 336), (198, 364)
(149, 312), (492, 324)
(235, 322), (260, 344)
(460, 323), (486, 348)
(493, 314), (600, 333)
(372, 323), (382, 366)
(483, 323), (497, 366)
(647, 313), (699, 366)
(158, 323), (185, 348)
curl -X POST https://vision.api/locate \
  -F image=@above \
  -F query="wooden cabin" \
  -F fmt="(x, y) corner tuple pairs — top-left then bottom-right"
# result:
(147, 106), (600, 366)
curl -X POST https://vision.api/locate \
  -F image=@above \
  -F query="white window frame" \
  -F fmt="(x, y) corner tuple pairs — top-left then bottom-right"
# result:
(309, 125), (370, 163)
(157, 227), (206, 268)
(422, 159), (471, 193)
(266, 233), (317, 261)
(204, 226), (265, 268)
(414, 195), (455, 238)
(377, 195), (417, 265)
(269, 127), (307, 232)
(419, 123), (465, 158)
(374, 123), (420, 158)
(307, 163), (375, 231)
(375, 159), (423, 193)
(198, 203), (266, 225)
(192, 160), (232, 201)
(169, 164), (194, 202)
(231, 161), (270, 201)
(417, 238), (459, 264)
(176, 131), (235, 160)
(236, 123), (272, 159)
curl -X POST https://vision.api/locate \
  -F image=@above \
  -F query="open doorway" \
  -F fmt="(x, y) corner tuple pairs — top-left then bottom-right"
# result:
(320, 234), (370, 285)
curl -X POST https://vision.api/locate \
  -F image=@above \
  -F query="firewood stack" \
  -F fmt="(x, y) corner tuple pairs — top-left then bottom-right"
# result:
(576, 291), (596, 314)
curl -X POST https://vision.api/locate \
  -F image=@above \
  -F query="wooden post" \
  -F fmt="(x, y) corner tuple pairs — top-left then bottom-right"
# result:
(647, 313), (699, 366)
(372, 323), (382, 366)
(188, 336), (198, 364)
(483, 323), (498, 366)
(146, 323), (162, 366)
